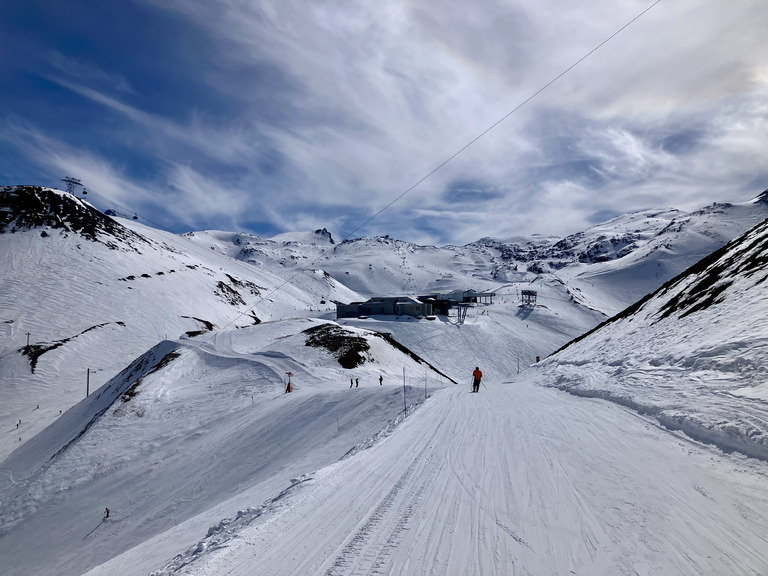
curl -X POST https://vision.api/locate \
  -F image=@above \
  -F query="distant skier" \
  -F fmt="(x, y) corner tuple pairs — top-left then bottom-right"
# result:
(355, 378), (359, 388)
(379, 374), (383, 385)
(105, 508), (110, 519)
(350, 378), (353, 389)
(472, 367), (483, 393)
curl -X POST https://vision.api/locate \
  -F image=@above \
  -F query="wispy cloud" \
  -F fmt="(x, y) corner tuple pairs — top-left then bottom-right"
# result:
(2, 0), (767, 244)
(47, 53), (135, 95)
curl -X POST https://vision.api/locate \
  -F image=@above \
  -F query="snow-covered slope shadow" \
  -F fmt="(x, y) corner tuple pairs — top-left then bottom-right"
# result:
(538, 216), (768, 460)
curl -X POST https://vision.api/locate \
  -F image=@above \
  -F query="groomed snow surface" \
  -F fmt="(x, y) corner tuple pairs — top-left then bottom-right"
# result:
(147, 381), (768, 576)
(3, 308), (768, 575)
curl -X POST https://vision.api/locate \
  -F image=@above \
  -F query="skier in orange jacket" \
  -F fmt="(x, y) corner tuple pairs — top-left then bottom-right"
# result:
(472, 367), (482, 392)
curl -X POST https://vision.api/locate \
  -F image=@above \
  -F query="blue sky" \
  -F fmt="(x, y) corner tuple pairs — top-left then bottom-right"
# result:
(1, 1), (766, 245)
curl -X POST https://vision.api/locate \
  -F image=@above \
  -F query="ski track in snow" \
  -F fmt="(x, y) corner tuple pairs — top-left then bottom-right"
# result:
(157, 381), (768, 576)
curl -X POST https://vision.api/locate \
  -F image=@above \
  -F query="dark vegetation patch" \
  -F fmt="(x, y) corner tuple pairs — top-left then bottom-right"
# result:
(304, 324), (370, 369)
(119, 350), (181, 404)
(656, 218), (768, 320)
(225, 273), (263, 296)
(119, 269), (177, 281)
(20, 322), (123, 372)
(215, 280), (246, 306)
(0, 186), (148, 250)
(552, 217), (768, 357)
(181, 316), (216, 337)
(21, 342), (66, 373)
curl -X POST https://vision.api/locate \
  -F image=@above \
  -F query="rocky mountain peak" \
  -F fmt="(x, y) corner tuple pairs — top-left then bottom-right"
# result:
(753, 188), (768, 205)
(0, 185), (147, 249)
(314, 227), (335, 244)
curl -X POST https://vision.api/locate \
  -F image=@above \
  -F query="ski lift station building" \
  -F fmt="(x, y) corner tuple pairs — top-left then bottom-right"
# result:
(336, 289), (495, 319)
(336, 296), (432, 319)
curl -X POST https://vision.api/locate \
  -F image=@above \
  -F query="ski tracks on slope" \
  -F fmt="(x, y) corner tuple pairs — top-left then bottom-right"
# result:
(163, 381), (768, 576)
(321, 452), (434, 576)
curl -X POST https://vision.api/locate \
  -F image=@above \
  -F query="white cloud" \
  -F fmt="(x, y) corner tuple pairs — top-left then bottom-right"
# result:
(0, 123), (156, 213)
(47, 53), (135, 94)
(10, 0), (768, 244)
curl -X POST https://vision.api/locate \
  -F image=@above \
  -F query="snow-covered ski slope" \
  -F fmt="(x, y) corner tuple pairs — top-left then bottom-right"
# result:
(137, 381), (768, 576)
(0, 319), (440, 576)
(0, 187), (359, 461)
(98, 212), (768, 576)
(3, 185), (767, 439)
(538, 214), (768, 461)
(4, 185), (768, 575)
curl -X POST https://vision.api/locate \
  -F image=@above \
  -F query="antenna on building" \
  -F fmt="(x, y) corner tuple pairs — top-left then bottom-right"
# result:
(61, 177), (83, 195)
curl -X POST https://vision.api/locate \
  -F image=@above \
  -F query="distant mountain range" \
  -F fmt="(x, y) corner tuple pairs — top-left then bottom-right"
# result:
(1, 183), (767, 453)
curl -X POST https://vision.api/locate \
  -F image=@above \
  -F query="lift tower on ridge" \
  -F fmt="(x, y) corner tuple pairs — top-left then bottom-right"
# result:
(61, 177), (83, 195)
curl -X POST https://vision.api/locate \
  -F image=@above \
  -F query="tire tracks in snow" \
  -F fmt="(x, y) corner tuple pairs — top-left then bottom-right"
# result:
(321, 420), (444, 575)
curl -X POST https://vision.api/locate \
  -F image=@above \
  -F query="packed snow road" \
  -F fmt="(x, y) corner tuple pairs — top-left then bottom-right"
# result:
(154, 379), (768, 576)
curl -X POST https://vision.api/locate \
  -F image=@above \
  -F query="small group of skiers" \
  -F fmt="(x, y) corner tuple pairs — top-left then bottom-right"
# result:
(349, 375), (384, 388)
(345, 369), (484, 392)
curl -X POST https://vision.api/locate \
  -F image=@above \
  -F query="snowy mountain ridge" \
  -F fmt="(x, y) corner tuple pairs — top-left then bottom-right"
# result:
(187, 189), (768, 315)
(0, 185), (148, 249)
(539, 214), (768, 459)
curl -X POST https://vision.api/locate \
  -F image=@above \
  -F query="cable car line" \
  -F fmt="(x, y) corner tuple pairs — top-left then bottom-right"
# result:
(20, 0), (662, 362)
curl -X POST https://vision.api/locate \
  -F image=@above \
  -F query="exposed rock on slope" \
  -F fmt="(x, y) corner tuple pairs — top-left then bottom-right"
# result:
(0, 186), (148, 249)
(540, 215), (768, 460)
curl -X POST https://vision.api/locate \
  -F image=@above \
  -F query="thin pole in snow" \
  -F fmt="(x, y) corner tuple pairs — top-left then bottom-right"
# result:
(403, 367), (407, 416)
(86, 368), (90, 397)
(26, 332), (30, 347)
